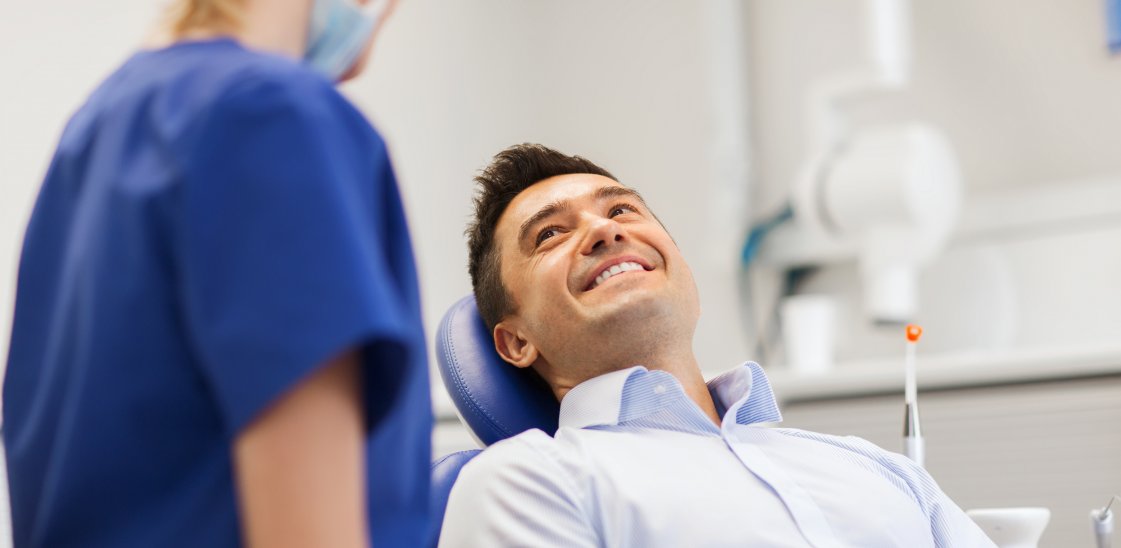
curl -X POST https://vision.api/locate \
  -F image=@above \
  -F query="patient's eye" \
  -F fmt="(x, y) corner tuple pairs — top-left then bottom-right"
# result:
(535, 226), (560, 247)
(609, 203), (638, 217)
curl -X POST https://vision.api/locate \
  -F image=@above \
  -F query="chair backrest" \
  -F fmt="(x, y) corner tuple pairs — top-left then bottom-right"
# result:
(428, 295), (560, 546)
(434, 295), (558, 445)
(428, 448), (482, 545)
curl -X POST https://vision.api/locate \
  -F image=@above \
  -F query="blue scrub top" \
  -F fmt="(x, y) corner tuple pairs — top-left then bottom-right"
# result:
(3, 39), (432, 547)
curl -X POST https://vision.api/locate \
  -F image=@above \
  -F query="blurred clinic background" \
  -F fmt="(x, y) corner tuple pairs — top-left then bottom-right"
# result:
(3, 0), (1121, 546)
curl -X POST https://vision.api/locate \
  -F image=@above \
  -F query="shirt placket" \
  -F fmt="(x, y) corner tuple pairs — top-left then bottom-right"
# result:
(721, 422), (843, 548)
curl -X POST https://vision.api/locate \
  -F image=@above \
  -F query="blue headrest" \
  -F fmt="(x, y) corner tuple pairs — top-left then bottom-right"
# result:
(435, 295), (559, 446)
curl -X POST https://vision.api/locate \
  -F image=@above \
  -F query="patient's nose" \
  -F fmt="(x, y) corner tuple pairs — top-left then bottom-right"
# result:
(581, 217), (624, 255)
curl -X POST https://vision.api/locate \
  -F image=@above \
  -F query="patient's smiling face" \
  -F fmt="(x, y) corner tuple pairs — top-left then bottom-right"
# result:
(490, 173), (700, 390)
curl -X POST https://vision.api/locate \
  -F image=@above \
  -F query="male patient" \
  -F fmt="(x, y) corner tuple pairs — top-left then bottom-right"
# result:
(440, 144), (994, 547)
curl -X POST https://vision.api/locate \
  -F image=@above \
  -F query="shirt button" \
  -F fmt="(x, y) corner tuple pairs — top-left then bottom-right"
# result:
(654, 384), (667, 395)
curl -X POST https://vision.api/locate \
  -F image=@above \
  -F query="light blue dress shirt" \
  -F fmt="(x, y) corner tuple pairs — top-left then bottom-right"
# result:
(440, 363), (995, 547)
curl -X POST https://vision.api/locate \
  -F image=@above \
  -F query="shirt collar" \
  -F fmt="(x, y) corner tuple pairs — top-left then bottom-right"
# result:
(558, 362), (783, 430)
(708, 361), (784, 427)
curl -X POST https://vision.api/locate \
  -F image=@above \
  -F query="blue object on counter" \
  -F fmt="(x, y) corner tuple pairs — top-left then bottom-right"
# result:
(1108, 0), (1121, 53)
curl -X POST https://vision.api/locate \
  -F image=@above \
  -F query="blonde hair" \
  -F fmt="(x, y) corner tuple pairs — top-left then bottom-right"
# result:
(162, 0), (246, 36)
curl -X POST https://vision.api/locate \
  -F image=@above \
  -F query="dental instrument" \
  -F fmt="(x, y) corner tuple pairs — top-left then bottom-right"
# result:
(1092, 495), (1119, 548)
(903, 324), (924, 466)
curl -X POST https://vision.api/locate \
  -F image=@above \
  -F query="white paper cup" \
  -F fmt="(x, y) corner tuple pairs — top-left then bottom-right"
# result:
(780, 294), (836, 375)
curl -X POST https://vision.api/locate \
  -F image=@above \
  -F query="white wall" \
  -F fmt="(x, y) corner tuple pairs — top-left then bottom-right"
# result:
(750, 0), (1121, 200)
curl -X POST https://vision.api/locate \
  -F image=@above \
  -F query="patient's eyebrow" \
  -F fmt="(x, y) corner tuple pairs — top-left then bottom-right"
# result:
(595, 185), (648, 207)
(518, 200), (571, 247)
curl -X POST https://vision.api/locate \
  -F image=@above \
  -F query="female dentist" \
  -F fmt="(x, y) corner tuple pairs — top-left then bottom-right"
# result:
(3, 0), (432, 546)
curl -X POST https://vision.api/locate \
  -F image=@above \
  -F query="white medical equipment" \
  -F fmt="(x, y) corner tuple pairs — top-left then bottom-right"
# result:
(966, 508), (1051, 548)
(1092, 495), (1119, 548)
(752, 0), (961, 325)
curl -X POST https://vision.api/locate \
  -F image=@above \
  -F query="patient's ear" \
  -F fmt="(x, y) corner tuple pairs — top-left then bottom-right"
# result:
(493, 320), (538, 369)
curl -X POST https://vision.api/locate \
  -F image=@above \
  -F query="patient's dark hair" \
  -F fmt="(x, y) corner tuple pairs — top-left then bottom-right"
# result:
(467, 144), (616, 332)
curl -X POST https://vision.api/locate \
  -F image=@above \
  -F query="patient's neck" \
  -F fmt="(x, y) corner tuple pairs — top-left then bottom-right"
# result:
(647, 350), (722, 427)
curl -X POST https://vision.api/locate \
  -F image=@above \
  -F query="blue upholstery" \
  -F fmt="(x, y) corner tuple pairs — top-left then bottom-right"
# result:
(428, 448), (482, 542)
(435, 295), (559, 446)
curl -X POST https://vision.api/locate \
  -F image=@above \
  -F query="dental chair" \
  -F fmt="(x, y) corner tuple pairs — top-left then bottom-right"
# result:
(429, 295), (560, 545)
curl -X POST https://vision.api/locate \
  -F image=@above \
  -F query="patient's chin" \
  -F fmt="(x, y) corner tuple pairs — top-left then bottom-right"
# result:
(587, 291), (682, 339)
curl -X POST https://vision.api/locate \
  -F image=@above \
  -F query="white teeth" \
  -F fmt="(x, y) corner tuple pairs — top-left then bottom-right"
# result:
(590, 261), (645, 289)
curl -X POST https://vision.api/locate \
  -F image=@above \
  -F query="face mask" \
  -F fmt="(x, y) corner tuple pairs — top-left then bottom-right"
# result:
(304, 0), (389, 81)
